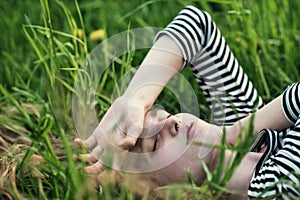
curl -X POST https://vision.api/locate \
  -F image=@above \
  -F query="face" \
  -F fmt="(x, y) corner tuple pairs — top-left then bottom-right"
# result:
(131, 109), (222, 185)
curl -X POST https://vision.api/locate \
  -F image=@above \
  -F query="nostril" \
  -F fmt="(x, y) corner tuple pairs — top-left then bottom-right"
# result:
(175, 123), (179, 131)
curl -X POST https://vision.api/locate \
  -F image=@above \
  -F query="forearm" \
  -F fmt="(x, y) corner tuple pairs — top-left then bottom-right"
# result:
(244, 82), (300, 133)
(227, 95), (293, 145)
(239, 95), (292, 133)
(122, 35), (183, 111)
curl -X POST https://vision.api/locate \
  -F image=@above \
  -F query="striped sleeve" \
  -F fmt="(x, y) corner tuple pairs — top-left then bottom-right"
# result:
(154, 5), (210, 67)
(154, 5), (263, 125)
(282, 82), (300, 124)
(248, 125), (300, 199)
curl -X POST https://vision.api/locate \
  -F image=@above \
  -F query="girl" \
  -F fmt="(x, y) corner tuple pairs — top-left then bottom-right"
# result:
(76, 6), (300, 199)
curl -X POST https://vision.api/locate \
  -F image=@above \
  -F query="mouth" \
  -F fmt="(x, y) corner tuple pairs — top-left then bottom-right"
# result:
(186, 121), (196, 142)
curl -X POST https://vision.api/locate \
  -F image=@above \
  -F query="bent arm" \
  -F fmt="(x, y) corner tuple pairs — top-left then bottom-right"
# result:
(240, 95), (292, 132)
(228, 82), (300, 144)
(122, 35), (183, 111)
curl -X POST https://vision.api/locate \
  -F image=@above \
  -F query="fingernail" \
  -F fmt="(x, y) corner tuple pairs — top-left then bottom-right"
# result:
(74, 138), (80, 143)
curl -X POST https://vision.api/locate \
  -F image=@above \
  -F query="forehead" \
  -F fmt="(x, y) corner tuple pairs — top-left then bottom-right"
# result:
(144, 109), (170, 125)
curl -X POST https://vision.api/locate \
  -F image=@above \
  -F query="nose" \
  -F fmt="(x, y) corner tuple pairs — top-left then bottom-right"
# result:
(143, 115), (182, 138)
(160, 115), (181, 136)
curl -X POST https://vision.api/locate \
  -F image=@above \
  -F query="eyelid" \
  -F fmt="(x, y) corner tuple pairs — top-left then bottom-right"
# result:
(152, 136), (158, 152)
(152, 134), (160, 152)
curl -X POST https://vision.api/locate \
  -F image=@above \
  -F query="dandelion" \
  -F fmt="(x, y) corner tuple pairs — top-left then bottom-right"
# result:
(74, 28), (84, 38)
(89, 29), (105, 41)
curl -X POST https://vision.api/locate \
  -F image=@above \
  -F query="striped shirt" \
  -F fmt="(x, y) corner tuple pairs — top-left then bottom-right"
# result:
(154, 5), (264, 126)
(154, 5), (299, 199)
(249, 83), (300, 199)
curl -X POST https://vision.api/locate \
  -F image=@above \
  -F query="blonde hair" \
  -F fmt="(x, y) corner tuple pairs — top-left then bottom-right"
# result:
(95, 137), (207, 200)
(0, 122), (165, 199)
(96, 169), (166, 200)
(100, 138), (167, 199)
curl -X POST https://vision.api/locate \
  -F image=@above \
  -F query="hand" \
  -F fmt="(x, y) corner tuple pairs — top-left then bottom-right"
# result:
(75, 96), (146, 174)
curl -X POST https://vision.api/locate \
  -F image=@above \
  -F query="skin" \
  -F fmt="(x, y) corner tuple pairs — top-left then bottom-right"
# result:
(77, 109), (263, 197)
(133, 110), (263, 195)
(226, 95), (293, 145)
(135, 109), (222, 185)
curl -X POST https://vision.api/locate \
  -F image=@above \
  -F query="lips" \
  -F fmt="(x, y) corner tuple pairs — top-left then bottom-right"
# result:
(186, 121), (196, 142)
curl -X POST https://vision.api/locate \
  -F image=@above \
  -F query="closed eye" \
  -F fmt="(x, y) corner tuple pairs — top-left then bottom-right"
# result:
(153, 134), (159, 152)
(153, 114), (171, 151)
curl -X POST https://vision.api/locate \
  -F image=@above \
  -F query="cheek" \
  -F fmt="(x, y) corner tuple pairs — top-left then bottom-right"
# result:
(155, 146), (202, 184)
(159, 158), (200, 185)
(155, 162), (187, 185)
(149, 135), (202, 176)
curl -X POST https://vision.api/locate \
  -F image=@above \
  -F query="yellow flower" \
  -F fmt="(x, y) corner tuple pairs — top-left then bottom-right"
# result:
(74, 29), (84, 39)
(89, 29), (105, 41)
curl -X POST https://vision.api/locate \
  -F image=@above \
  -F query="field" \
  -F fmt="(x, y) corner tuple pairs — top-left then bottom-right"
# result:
(0, 0), (299, 199)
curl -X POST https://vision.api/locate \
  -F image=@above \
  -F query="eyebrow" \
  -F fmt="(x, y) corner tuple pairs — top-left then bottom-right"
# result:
(166, 114), (172, 118)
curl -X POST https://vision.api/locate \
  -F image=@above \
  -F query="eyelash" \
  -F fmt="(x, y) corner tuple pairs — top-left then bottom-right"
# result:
(153, 135), (159, 152)
(152, 114), (179, 152)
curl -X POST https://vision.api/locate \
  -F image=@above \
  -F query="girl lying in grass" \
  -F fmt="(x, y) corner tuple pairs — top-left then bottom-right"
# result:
(76, 82), (300, 199)
(75, 5), (299, 199)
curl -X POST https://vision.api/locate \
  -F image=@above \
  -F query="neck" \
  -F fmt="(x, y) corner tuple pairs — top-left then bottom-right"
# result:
(200, 124), (262, 197)
(222, 150), (263, 198)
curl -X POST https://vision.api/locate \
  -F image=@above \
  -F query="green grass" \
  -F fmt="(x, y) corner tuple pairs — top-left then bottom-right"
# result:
(0, 0), (299, 199)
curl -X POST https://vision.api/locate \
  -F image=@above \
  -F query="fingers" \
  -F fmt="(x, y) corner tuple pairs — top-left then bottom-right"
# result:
(79, 153), (98, 164)
(74, 135), (97, 152)
(83, 134), (98, 151)
(85, 160), (105, 174)
(89, 145), (104, 160)
(74, 138), (85, 148)
(118, 137), (136, 149)
(118, 121), (143, 149)
(74, 138), (102, 164)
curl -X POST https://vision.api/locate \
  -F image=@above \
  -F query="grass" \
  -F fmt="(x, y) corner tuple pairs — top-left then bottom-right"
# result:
(0, 0), (299, 199)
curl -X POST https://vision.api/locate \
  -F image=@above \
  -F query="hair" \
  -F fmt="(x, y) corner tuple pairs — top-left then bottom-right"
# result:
(0, 120), (166, 199)
(0, 122), (228, 200)
(101, 137), (168, 199)
(96, 169), (166, 199)
(96, 137), (209, 200)
(0, 105), (216, 200)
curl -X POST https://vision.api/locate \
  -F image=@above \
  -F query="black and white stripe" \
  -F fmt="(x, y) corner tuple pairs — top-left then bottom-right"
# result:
(154, 5), (263, 125)
(282, 82), (300, 124)
(249, 128), (300, 199)
(249, 82), (300, 199)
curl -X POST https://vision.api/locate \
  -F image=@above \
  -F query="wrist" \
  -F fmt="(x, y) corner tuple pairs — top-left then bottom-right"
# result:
(118, 95), (153, 112)
(225, 122), (241, 146)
